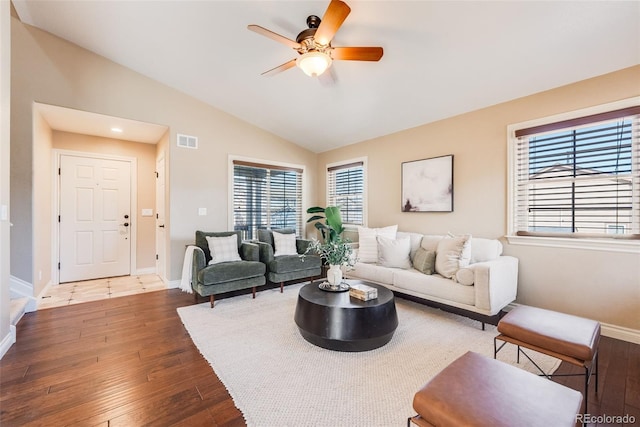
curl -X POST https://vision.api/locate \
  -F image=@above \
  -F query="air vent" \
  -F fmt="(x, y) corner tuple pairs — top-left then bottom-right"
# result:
(177, 133), (198, 149)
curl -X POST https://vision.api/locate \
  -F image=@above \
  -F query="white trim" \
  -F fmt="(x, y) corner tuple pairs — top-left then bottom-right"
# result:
(168, 279), (180, 289)
(53, 149), (138, 284)
(134, 267), (157, 275)
(506, 235), (640, 253)
(227, 155), (307, 237)
(325, 156), (368, 227)
(506, 97), (640, 249)
(0, 327), (15, 359)
(9, 274), (32, 297)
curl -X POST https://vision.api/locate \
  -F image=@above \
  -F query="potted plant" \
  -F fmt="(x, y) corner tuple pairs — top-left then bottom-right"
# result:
(305, 206), (355, 290)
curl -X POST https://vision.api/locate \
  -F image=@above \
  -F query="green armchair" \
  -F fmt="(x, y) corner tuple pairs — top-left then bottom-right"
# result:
(192, 231), (266, 308)
(256, 229), (322, 293)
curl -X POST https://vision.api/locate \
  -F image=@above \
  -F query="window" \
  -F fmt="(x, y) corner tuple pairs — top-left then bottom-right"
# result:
(511, 104), (640, 240)
(327, 160), (366, 226)
(233, 160), (303, 240)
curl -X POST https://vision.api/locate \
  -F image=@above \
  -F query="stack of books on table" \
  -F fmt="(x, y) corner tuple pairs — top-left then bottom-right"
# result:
(349, 284), (378, 301)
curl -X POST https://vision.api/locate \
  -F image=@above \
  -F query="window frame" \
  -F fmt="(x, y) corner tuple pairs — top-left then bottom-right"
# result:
(326, 157), (368, 229)
(507, 97), (640, 253)
(228, 155), (306, 239)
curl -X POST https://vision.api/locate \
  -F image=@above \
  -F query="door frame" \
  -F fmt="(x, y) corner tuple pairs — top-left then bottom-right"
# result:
(52, 149), (138, 285)
(155, 154), (167, 284)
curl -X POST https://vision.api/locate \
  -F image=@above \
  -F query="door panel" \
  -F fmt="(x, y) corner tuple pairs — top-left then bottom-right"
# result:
(60, 155), (131, 283)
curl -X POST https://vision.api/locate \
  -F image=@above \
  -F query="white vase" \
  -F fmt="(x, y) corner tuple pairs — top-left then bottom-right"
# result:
(327, 264), (343, 288)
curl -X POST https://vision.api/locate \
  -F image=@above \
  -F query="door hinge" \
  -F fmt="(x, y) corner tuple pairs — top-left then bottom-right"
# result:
(58, 215), (61, 222)
(156, 254), (159, 260)
(58, 262), (61, 270)
(155, 171), (159, 178)
(156, 213), (159, 219)
(58, 168), (61, 175)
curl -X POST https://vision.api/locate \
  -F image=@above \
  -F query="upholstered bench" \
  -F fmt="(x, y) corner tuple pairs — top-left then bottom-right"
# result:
(494, 305), (600, 412)
(408, 351), (582, 427)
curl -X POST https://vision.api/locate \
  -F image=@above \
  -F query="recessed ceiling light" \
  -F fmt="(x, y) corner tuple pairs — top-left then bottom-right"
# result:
(111, 127), (123, 133)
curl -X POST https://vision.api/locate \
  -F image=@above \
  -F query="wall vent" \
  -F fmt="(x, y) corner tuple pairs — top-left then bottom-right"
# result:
(177, 133), (198, 149)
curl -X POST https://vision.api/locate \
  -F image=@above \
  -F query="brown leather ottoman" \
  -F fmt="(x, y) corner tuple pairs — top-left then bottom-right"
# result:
(408, 351), (582, 427)
(494, 305), (600, 413)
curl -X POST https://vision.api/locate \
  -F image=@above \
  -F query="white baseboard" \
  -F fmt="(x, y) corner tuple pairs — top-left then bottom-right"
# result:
(10, 275), (39, 313)
(0, 326), (16, 359)
(135, 267), (157, 275)
(601, 322), (640, 344)
(168, 279), (180, 289)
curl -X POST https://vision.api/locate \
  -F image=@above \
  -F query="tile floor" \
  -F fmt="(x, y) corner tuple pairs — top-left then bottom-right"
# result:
(38, 274), (167, 310)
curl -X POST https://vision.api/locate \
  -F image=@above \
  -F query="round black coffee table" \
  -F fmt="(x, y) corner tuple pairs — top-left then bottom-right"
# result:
(294, 280), (398, 352)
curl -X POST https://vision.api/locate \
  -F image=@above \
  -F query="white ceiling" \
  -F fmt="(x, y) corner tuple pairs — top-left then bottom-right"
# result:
(13, 1), (640, 153)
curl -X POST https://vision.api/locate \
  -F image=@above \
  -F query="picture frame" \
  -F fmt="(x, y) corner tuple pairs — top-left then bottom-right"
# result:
(401, 155), (454, 212)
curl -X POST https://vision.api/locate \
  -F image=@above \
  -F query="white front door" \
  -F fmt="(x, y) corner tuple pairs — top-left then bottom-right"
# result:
(59, 154), (131, 283)
(155, 156), (166, 282)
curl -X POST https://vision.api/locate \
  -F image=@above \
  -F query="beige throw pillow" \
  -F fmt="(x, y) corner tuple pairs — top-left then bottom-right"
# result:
(272, 231), (298, 256)
(357, 225), (398, 263)
(454, 267), (475, 286)
(435, 234), (471, 278)
(412, 247), (436, 275)
(377, 235), (411, 269)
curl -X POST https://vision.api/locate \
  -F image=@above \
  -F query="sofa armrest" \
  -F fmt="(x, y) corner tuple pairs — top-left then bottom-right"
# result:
(192, 246), (206, 286)
(471, 256), (518, 315)
(256, 241), (275, 263)
(296, 238), (312, 255)
(240, 242), (260, 262)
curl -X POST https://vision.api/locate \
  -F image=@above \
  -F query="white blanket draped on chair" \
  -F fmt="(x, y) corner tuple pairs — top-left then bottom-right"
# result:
(180, 245), (201, 294)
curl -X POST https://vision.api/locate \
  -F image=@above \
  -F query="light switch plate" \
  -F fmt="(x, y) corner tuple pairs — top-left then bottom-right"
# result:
(198, 207), (207, 216)
(141, 208), (153, 217)
(0, 205), (7, 221)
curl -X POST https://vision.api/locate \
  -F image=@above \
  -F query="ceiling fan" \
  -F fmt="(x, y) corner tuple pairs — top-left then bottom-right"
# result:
(247, 0), (383, 78)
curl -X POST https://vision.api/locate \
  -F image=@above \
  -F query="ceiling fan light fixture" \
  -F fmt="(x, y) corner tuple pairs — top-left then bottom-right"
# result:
(296, 51), (332, 77)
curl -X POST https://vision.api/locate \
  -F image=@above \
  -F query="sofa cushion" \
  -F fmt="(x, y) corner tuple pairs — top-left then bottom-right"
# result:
(412, 247), (436, 275)
(393, 269), (475, 306)
(435, 234), (471, 278)
(272, 230), (298, 256)
(454, 267), (475, 286)
(470, 237), (503, 263)
(377, 235), (412, 269)
(420, 235), (445, 251)
(206, 235), (242, 265)
(357, 225), (397, 263)
(347, 262), (394, 285)
(397, 231), (424, 262)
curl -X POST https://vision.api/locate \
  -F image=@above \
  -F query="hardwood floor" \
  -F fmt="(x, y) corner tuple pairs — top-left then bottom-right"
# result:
(1, 289), (638, 426)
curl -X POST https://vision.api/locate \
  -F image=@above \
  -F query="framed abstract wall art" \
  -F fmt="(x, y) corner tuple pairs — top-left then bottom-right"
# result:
(401, 155), (454, 212)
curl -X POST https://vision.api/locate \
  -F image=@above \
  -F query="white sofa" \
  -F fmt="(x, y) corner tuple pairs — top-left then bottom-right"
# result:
(344, 230), (518, 324)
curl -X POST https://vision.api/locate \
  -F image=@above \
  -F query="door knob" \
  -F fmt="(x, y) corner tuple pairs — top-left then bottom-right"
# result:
(124, 214), (129, 219)
(123, 222), (129, 227)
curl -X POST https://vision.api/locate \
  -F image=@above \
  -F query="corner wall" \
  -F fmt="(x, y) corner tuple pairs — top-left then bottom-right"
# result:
(317, 66), (640, 334)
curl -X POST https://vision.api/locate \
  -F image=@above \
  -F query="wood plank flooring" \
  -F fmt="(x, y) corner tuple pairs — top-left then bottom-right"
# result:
(1, 289), (638, 426)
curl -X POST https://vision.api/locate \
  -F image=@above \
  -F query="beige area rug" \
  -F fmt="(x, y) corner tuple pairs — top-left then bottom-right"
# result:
(177, 283), (560, 427)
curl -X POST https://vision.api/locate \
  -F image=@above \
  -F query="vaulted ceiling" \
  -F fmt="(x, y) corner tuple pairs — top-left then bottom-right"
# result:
(13, 1), (640, 152)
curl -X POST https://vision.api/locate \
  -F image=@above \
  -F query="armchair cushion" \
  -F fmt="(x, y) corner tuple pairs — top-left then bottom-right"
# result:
(206, 235), (241, 265)
(198, 260), (265, 284)
(272, 230), (298, 256)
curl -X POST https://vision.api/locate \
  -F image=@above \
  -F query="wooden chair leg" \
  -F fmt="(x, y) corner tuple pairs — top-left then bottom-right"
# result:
(280, 282), (284, 293)
(252, 287), (256, 299)
(210, 295), (215, 308)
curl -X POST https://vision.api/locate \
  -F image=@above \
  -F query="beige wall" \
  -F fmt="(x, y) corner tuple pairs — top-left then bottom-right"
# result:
(317, 66), (640, 332)
(52, 131), (158, 274)
(32, 110), (53, 296)
(10, 17), (318, 289)
(1, 0), (12, 352)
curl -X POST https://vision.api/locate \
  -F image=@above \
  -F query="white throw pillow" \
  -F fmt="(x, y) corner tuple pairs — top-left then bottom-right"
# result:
(357, 225), (398, 263)
(272, 231), (298, 256)
(454, 267), (475, 286)
(377, 235), (412, 269)
(206, 235), (242, 265)
(469, 237), (503, 264)
(435, 234), (471, 278)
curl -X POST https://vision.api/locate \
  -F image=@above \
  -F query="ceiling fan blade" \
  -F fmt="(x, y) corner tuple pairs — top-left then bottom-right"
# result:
(247, 25), (301, 49)
(314, 0), (351, 46)
(331, 47), (383, 61)
(261, 59), (297, 76)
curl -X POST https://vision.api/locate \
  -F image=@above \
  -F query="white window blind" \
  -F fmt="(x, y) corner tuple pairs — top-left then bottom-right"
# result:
(327, 161), (364, 225)
(233, 160), (303, 240)
(513, 106), (640, 239)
